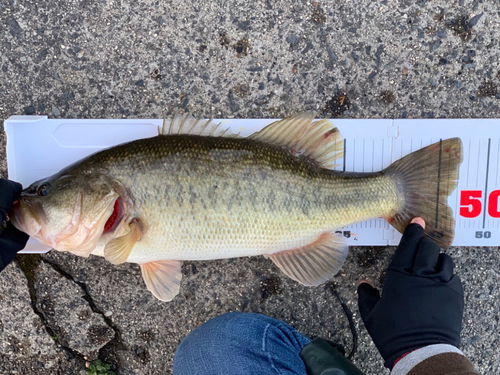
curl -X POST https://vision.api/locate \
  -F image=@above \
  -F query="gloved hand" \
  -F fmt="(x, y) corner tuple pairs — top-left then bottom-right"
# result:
(357, 217), (464, 369)
(0, 179), (29, 271)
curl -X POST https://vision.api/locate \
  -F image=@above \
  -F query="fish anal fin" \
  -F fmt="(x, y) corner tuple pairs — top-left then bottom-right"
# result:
(159, 111), (240, 138)
(249, 113), (344, 169)
(104, 221), (142, 265)
(140, 260), (183, 302)
(268, 232), (349, 286)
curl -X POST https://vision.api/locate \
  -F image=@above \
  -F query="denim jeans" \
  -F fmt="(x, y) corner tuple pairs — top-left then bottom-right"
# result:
(173, 312), (311, 375)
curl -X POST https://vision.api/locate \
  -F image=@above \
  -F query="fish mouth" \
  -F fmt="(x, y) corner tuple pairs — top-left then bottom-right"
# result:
(10, 199), (44, 236)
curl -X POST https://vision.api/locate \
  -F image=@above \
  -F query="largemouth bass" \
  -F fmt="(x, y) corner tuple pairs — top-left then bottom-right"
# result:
(11, 113), (462, 301)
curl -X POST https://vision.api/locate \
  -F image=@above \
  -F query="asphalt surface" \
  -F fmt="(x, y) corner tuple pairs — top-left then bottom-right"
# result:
(1, 1), (499, 374)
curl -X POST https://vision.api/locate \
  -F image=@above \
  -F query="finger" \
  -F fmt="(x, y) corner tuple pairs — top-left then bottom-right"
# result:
(412, 237), (441, 275)
(0, 179), (23, 214)
(0, 222), (29, 252)
(389, 223), (425, 271)
(446, 274), (465, 296)
(0, 224), (29, 272)
(411, 217), (425, 229)
(357, 283), (380, 322)
(433, 253), (456, 283)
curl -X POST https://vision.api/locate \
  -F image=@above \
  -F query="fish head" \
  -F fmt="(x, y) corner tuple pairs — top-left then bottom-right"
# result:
(11, 172), (120, 255)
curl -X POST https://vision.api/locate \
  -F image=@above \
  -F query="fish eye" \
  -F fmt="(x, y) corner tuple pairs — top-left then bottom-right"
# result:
(37, 183), (52, 197)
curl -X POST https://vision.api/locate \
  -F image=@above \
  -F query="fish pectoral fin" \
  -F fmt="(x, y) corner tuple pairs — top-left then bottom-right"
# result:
(248, 113), (344, 169)
(103, 221), (141, 265)
(268, 232), (348, 286)
(140, 260), (183, 302)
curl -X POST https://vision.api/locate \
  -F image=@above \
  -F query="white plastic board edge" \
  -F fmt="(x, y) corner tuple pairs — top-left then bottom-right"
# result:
(4, 116), (500, 253)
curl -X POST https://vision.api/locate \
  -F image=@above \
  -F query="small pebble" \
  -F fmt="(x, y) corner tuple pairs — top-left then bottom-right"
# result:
(24, 105), (35, 115)
(52, 105), (61, 116)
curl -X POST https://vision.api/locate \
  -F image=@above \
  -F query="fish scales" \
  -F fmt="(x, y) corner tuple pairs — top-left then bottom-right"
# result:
(73, 135), (401, 264)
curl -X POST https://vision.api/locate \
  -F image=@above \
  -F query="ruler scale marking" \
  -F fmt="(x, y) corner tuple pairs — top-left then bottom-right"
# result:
(353, 139), (356, 171)
(476, 139), (481, 188)
(445, 138), (451, 230)
(496, 137), (500, 188)
(435, 139), (443, 229)
(466, 139), (472, 188)
(482, 138), (491, 229)
(372, 139), (375, 172)
(380, 138), (384, 170)
(342, 139), (346, 172)
(362, 139), (365, 172)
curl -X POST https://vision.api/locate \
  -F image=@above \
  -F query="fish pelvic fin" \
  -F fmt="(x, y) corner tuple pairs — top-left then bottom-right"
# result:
(267, 232), (348, 286)
(140, 260), (183, 302)
(159, 111), (240, 138)
(249, 112), (344, 169)
(385, 138), (463, 248)
(104, 221), (141, 265)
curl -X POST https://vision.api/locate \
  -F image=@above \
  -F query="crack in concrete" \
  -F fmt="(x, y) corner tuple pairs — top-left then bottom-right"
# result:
(16, 254), (124, 370)
(15, 255), (86, 366)
(40, 258), (126, 368)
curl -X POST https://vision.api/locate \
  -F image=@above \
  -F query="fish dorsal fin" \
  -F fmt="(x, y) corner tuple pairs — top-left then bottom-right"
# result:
(267, 232), (348, 286)
(140, 260), (183, 302)
(160, 111), (240, 138)
(104, 221), (142, 265)
(249, 113), (344, 169)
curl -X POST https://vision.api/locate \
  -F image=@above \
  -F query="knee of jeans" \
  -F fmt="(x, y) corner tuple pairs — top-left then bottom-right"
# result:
(174, 312), (311, 374)
(174, 312), (255, 360)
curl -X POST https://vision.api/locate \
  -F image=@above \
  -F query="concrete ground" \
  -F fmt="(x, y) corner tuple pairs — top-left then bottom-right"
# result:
(1, 0), (499, 374)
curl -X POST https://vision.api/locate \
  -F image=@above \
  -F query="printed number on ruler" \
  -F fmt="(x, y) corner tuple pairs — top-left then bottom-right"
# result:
(459, 190), (499, 239)
(460, 190), (500, 218)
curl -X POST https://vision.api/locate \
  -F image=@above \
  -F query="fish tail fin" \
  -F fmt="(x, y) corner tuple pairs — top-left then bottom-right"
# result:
(384, 138), (463, 248)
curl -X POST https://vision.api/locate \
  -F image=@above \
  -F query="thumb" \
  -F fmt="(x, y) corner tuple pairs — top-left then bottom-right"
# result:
(357, 282), (380, 322)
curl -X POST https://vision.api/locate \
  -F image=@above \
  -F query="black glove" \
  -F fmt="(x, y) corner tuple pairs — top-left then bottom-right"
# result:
(357, 222), (464, 369)
(0, 179), (29, 271)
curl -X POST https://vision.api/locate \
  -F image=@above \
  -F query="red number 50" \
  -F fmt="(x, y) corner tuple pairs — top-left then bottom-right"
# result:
(460, 190), (500, 218)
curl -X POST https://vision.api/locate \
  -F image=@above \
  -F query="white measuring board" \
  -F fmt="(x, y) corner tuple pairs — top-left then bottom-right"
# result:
(4, 115), (499, 253)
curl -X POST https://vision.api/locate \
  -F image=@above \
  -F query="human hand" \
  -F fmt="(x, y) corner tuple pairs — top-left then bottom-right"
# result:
(357, 217), (464, 369)
(0, 179), (29, 271)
